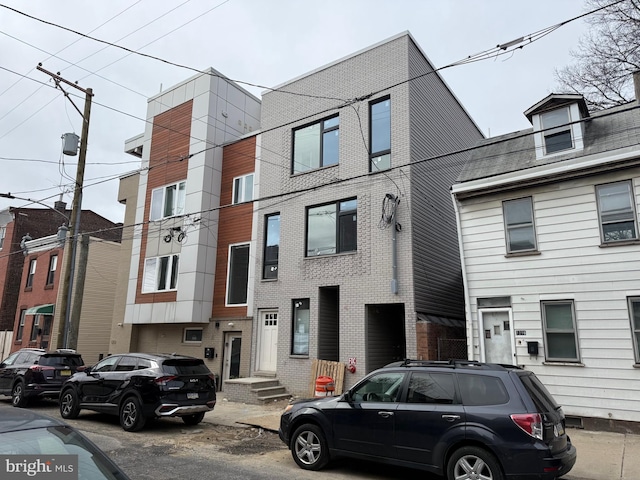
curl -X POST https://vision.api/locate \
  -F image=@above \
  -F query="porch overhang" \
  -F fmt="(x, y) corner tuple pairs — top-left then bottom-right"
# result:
(25, 304), (54, 315)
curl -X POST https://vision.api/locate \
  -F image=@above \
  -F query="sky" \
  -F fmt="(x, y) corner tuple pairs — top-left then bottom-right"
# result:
(0, 0), (592, 224)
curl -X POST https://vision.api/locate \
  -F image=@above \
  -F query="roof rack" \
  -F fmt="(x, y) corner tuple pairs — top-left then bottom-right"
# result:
(396, 358), (483, 368)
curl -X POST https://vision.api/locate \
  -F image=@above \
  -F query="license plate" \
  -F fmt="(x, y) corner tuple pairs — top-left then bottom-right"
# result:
(60, 370), (71, 376)
(554, 423), (565, 436)
(187, 392), (199, 399)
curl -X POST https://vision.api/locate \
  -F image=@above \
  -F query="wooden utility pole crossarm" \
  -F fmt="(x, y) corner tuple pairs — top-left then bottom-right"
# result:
(36, 64), (93, 349)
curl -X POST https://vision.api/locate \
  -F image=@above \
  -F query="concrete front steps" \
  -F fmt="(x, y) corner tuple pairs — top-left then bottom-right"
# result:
(221, 377), (291, 405)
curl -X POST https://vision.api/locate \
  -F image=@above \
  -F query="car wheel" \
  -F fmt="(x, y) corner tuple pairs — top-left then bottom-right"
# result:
(12, 381), (28, 408)
(119, 396), (146, 432)
(182, 412), (206, 425)
(290, 424), (329, 471)
(60, 389), (81, 419)
(447, 446), (504, 480)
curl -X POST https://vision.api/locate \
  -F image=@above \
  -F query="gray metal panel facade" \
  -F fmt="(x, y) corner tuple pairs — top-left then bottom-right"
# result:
(407, 39), (484, 320)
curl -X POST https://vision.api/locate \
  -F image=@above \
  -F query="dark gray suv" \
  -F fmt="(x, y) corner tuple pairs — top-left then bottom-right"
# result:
(279, 359), (576, 480)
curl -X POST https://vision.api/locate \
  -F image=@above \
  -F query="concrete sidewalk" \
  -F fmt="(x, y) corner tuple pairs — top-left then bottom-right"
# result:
(204, 398), (640, 480)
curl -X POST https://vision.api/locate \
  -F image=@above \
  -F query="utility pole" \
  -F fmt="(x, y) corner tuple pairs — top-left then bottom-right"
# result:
(37, 64), (93, 350)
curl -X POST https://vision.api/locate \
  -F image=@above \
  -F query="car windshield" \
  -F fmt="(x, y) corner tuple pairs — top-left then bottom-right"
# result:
(39, 355), (84, 367)
(162, 359), (210, 375)
(0, 426), (128, 480)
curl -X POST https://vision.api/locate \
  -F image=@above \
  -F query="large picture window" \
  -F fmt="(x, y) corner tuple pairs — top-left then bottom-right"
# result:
(596, 181), (638, 243)
(142, 255), (179, 293)
(233, 173), (254, 204)
(628, 297), (640, 364)
(227, 243), (250, 305)
(541, 107), (573, 154)
(306, 199), (357, 256)
(150, 181), (186, 221)
(263, 214), (280, 279)
(503, 197), (537, 253)
(292, 116), (339, 174)
(370, 97), (391, 172)
(26, 259), (36, 288)
(541, 300), (580, 362)
(292, 299), (310, 355)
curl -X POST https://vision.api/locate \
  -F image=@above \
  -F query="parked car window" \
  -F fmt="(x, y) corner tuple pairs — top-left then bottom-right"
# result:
(1, 352), (19, 365)
(352, 372), (405, 402)
(115, 356), (138, 372)
(458, 373), (509, 406)
(39, 355), (83, 367)
(518, 372), (560, 413)
(92, 356), (120, 373)
(14, 352), (31, 364)
(161, 359), (210, 375)
(136, 358), (152, 370)
(407, 372), (456, 404)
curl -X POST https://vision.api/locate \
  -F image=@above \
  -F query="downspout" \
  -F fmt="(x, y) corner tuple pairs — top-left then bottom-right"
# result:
(451, 189), (474, 360)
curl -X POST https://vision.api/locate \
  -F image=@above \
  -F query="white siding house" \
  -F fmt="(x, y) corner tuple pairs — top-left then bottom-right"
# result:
(452, 81), (640, 429)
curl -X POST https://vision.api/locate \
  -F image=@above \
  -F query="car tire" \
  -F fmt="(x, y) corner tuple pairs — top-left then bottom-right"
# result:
(447, 445), (504, 480)
(11, 381), (28, 408)
(119, 396), (146, 432)
(290, 423), (329, 471)
(182, 412), (206, 425)
(60, 389), (81, 419)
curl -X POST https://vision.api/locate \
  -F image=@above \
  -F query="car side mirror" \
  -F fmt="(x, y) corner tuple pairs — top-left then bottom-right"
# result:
(342, 390), (353, 402)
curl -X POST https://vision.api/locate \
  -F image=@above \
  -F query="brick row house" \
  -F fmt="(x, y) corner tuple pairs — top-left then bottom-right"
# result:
(451, 73), (640, 429)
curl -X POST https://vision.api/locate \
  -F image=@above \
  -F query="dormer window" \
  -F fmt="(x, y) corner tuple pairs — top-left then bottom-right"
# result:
(540, 107), (572, 154)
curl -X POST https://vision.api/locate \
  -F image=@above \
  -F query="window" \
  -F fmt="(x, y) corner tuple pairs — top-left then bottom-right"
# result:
(352, 372), (406, 402)
(627, 298), (640, 363)
(26, 259), (36, 288)
(226, 243), (249, 305)
(370, 97), (391, 172)
(92, 356), (120, 373)
(541, 300), (580, 362)
(184, 328), (203, 343)
(306, 199), (357, 256)
(16, 309), (26, 340)
(0, 226), (5, 249)
(150, 181), (186, 221)
(30, 315), (40, 342)
(142, 255), (179, 293)
(292, 299), (310, 355)
(115, 356), (138, 372)
(46, 255), (58, 285)
(263, 214), (280, 279)
(407, 372), (456, 404)
(503, 197), (537, 253)
(458, 374), (509, 406)
(233, 173), (254, 204)
(292, 116), (339, 174)
(541, 107), (572, 154)
(596, 181), (638, 243)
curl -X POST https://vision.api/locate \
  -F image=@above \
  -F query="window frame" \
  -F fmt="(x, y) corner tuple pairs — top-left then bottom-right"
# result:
(26, 259), (37, 288)
(292, 115), (340, 174)
(595, 180), (638, 244)
(226, 242), (250, 306)
(627, 297), (640, 364)
(232, 173), (254, 204)
(369, 96), (391, 172)
(16, 309), (26, 340)
(0, 225), (5, 249)
(541, 300), (580, 362)
(306, 198), (357, 257)
(263, 213), (280, 280)
(46, 254), (58, 286)
(291, 298), (310, 356)
(142, 254), (179, 293)
(150, 180), (186, 221)
(540, 107), (573, 154)
(183, 328), (203, 344)
(503, 197), (537, 254)
(30, 315), (40, 342)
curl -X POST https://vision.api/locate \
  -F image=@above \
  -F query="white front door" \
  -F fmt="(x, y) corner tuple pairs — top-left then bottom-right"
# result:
(479, 309), (515, 364)
(258, 310), (278, 372)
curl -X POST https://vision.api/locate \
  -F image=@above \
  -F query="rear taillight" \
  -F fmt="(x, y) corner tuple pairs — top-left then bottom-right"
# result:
(29, 365), (54, 373)
(511, 413), (543, 440)
(154, 375), (178, 386)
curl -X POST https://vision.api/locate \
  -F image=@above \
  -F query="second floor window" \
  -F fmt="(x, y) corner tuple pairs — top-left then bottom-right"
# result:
(306, 199), (357, 257)
(227, 243), (250, 305)
(293, 116), (339, 174)
(370, 97), (391, 172)
(142, 255), (179, 293)
(26, 259), (37, 288)
(0, 225), (5, 249)
(263, 214), (280, 279)
(503, 197), (537, 253)
(233, 173), (254, 204)
(46, 255), (58, 285)
(150, 181), (186, 221)
(596, 180), (637, 243)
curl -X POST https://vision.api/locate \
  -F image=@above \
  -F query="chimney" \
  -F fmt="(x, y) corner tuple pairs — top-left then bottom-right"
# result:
(634, 70), (640, 105)
(54, 200), (67, 213)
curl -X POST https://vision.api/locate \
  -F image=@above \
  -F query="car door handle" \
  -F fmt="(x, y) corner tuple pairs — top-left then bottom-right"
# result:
(378, 411), (394, 418)
(442, 415), (460, 422)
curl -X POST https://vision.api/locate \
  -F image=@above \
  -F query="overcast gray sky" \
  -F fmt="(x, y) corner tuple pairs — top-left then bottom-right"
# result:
(0, 0), (590, 224)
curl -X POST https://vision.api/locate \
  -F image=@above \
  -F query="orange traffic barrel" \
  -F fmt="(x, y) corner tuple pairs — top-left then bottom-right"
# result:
(314, 376), (335, 397)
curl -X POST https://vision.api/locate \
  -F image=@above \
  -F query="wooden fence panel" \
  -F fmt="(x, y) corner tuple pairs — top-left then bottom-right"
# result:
(309, 359), (346, 397)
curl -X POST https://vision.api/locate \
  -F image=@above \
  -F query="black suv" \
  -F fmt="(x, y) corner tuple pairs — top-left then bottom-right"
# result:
(0, 348), (84, 407)
(59, 353), (216, 431)
(279, 359), (577, 480)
